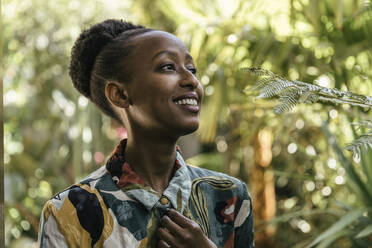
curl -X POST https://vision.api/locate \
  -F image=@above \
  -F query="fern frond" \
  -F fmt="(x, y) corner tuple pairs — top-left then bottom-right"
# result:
(273, 87), (300, 114)
(351, 120), (372, 130)
(345, 133), (372, 159)
(245, 67), (372, 114)
(244, 67), (280, 78)
(299, 91), (320, 103)
(345, 121), (372, 159)
(249, 77), (276, 91)
(245, 68), (283, 92)
(244, 67), (372, 157)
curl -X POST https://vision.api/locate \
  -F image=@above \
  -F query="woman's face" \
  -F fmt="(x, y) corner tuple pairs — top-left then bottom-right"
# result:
(121, 31), (204, 138)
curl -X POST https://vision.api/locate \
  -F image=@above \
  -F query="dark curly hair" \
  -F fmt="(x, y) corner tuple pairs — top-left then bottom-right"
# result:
(69, 19), (153, 124)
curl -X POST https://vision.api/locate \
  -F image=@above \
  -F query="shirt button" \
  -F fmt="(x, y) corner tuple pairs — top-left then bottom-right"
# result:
(160, 196), (169, 205)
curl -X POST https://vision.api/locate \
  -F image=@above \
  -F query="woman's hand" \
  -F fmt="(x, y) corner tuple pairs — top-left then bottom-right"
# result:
(156, 209), (217, 248)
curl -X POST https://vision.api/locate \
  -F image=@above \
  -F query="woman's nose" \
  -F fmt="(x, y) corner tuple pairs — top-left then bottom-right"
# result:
(179, 69), (199, 89)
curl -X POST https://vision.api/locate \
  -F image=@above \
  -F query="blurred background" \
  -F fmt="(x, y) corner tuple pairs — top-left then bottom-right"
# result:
(3, 0), (372, 247)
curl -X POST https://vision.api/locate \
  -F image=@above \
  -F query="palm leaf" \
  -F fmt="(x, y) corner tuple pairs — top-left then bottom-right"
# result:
(316, 230), (350, 248)
(307, 209), (365, 248)
(355, 224), (372, 239)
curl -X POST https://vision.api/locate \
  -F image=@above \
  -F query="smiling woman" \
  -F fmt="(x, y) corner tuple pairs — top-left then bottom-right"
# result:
(37, 19), (254, 248)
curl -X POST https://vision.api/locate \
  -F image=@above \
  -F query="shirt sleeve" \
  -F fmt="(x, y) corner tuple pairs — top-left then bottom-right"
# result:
(234, 180), (254, 248)
(37, 184), (114, 248)
(37, 200), (69, 248)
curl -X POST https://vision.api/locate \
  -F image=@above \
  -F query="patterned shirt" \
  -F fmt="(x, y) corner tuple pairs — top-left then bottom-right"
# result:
(38, 139), (254, 247)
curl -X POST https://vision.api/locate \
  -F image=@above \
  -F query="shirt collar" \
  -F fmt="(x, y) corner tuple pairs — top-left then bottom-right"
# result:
(105, 139), (191, 213)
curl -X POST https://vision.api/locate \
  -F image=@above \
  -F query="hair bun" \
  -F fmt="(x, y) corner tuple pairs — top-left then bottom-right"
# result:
(69, 19), (145, 98)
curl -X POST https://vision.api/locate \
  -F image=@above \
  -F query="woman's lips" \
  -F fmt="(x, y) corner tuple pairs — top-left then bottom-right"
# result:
(173, 93), (201, 114)
(173, 99), (200, 113)
(174, 102), (200, 113)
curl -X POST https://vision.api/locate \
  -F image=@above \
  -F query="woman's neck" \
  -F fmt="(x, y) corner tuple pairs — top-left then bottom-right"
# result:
(124, 134), (178, 194)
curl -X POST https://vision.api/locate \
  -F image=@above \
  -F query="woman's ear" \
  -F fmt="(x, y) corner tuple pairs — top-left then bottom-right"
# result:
(105, 81), (130, 108)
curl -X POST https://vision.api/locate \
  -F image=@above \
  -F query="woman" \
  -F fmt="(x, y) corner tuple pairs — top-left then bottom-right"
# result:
(38, 19), (254, 248)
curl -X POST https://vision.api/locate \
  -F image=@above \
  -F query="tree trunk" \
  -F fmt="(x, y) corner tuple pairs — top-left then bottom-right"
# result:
(251, 128), (276, 247)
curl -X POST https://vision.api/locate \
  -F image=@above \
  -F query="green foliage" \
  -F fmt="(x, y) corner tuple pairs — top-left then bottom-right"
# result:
(3, 0), (139, 246)
(246, 35), (372, 248)
(246, 67), (372, 113)
(345, 121), (372, 159)
(356, 224), (372, 239)
(308, 209), (367, 247)
(246, 66), (372, 246)
(246, 67), (372, 163)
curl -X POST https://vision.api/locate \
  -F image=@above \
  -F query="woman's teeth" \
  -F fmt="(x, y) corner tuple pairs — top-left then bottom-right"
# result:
(174, 98), (197, 106)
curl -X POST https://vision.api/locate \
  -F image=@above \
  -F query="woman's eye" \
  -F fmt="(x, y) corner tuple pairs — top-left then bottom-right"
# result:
(159, 63), (197, 75)
(188, 67), (197, 75)
(161, 64), (176, 71)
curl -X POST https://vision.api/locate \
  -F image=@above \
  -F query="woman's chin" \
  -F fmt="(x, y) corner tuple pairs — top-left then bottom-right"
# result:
(175, 122), (199, 136)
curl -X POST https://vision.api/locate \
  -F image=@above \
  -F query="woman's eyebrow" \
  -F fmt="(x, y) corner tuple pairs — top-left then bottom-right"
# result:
(185, 53), (193, 61)
(152, 50), (194, 62)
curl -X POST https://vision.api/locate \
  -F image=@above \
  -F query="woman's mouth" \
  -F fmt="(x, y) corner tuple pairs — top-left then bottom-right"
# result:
(173, 98), (200, 113)
(174, 98), (197, 106)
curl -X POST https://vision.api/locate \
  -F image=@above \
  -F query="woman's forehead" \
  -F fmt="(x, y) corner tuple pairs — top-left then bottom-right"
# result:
(130, 30), (190, 58)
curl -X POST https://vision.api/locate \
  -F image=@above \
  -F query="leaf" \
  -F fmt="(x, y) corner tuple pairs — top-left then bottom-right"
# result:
(355, 224), (372, 239)
(316, 230), (349, 248)
(258, 208), (343, 227)
(307, 209), (365, 247)
(244, 67), (372, 113)
(345, 121), (372, 159)
(322, 123), (372, 206)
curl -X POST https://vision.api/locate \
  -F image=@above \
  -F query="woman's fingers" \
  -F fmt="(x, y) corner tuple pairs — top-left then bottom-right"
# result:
(167, 209), (203, 237)
(166, 209), (193, 228)
(160, 215), (183, 237)
(157, 210), (217, 248)
(157, 227), (179, 247)
(157, 239), (170, 248)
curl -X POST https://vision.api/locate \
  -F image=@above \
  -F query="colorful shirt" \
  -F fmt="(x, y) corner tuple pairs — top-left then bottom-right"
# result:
(38, 139), (254, 247)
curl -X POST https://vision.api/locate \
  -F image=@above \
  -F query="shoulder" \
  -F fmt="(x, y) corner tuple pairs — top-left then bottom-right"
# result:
(41, 166), (110, 221)
(186, 165), (238, 182)
(39, 166), (113, 247)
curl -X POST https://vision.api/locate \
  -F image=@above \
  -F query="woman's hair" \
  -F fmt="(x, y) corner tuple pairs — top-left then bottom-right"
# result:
(69, 19), (153, 124)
